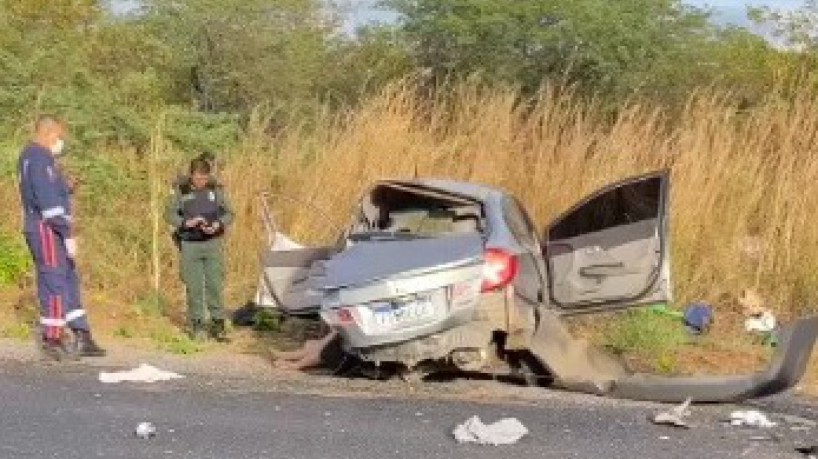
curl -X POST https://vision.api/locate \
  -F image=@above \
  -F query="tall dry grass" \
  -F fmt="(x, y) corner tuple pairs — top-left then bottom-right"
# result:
(2, 80), (818, 329)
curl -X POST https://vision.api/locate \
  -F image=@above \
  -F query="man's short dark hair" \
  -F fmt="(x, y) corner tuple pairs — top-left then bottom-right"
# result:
(197, 151), (216, 164)
(189, 158), (212, 175)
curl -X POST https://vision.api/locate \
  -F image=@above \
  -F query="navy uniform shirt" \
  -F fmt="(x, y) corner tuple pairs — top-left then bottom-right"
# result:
(17, 143), (73, 239)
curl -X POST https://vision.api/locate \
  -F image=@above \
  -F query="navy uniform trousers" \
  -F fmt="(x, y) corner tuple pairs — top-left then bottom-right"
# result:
(24, 219), (89, 341)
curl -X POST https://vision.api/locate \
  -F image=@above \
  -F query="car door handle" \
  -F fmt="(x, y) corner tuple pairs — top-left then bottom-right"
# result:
(579, 262), (626, 278)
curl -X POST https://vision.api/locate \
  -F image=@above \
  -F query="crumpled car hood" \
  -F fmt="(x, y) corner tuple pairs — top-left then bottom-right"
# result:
(320, 233), (484, 290)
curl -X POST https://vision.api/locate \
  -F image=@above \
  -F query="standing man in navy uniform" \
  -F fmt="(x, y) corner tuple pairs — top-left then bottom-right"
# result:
(18, 115), (106, 360)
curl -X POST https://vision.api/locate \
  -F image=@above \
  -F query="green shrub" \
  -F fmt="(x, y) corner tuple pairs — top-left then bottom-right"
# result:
(133, 293), (169, 318)
(150, 327), (204, 355)
(1, 322), (31, 341)
(0, 233), (31, 286)
(253, 308), (283, 332)
(604, 308), (689, 357)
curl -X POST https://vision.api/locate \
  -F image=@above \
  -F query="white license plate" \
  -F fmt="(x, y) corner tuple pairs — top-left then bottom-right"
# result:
(372, 295), (436, 330)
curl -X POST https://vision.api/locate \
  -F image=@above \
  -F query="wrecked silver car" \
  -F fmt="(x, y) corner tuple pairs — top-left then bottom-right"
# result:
(256, 172), (818, 403)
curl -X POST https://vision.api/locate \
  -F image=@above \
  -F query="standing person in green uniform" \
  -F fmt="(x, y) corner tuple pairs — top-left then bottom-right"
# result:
(165, 155), (234, 342)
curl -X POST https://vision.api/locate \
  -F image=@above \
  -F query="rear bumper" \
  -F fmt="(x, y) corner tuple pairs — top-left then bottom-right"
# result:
(348, 319), (496, 367)
(331, 305), (476, 349)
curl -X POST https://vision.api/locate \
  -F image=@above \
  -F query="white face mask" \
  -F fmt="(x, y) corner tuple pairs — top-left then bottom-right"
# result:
(51, 138), (65, 156)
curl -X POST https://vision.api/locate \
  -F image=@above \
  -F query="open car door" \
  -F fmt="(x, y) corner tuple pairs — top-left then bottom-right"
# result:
(544, 171), (671, 315)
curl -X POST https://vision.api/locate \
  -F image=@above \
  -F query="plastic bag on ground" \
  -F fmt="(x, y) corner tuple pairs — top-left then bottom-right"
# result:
(729, 410), (777, 428)
(651, 398), (692, 428)
(453, 416), (529, 445)
(99, 364), (184, 384)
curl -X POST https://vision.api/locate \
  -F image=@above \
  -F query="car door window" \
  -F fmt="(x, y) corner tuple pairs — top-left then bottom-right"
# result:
(549, 178), (661, 242)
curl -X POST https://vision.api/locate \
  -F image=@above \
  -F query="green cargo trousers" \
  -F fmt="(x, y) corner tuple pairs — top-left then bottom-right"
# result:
(180, 238), (225, 328)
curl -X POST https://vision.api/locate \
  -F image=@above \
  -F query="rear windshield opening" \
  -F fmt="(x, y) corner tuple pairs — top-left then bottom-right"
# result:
(352, 184), (485, 237)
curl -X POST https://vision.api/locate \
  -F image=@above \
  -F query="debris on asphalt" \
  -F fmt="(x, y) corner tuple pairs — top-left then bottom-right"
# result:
(796, 445), (817, 459)
(453, 416), (529, 445)
(748, 434), (782, 442)
(99, 364), (184, 384)
(729, 410), (777, 428)
(780, 414), (817, 430)
(135, 422), (157, 439)
(651, 397), (692, 428)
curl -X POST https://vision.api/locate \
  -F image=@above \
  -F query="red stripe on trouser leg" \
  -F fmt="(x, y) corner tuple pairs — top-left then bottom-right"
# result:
(47, 296), (55, 341)
(39, 223), (49, 267)
(55, 296), (63, 340)
(47, 226), (56, 267)
(41, 222), (56, 268)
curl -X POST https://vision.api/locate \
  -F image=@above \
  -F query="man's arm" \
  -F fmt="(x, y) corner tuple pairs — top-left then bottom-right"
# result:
(28, 157), (72, 239)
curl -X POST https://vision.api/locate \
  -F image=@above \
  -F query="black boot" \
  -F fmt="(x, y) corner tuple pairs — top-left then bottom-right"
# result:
(74, 330), (107, 357)
(40, 339), (68, 362)
(188, 321), (209, 342)
(208, 319), (231, 343)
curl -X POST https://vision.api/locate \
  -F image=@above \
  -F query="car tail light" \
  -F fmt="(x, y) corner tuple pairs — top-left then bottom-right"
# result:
(481, 248), (519, 292)
(336, 308), (355, 324)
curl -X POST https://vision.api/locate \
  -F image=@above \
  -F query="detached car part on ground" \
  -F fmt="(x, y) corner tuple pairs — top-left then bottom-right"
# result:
(256, 172), (818, 403)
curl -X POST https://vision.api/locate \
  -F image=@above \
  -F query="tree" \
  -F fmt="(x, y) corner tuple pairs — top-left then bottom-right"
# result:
(751, 0), (818, 52)
(0, 0), (172, 144)
(318, 26), (413, 107)
(141, 0), (337, 114)
(382, 0), (716, 99)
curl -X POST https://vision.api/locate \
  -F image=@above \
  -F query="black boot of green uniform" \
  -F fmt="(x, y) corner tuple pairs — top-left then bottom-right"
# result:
(188, 321), (209, 342)
(209, 319), (231, 343)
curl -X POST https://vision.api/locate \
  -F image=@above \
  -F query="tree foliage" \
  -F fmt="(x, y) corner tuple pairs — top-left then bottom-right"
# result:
(0, 0), (815, 147)
(751, 0), (818, 51)
(382, 0), (717, 99)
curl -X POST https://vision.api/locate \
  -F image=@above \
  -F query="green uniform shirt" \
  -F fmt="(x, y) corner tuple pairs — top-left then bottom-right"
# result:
(164, 180), (235, 241)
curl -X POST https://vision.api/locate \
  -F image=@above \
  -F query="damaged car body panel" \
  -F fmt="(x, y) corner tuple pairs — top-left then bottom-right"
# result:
(257, 173), (818, 403)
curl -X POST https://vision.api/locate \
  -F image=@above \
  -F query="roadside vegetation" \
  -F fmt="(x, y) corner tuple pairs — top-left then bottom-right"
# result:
(1, 1), (817, 381)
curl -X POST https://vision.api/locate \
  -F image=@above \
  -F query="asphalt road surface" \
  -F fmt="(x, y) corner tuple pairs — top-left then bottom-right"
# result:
(0, 360), (816, 459)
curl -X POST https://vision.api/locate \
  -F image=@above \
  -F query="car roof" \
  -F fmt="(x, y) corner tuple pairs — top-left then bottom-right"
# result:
(376, 178), (506, 202)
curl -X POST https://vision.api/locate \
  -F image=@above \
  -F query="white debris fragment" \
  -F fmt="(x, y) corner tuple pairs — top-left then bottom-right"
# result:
(745, 311), (776, 333)
(453, 416), (529, 446)
(273, 232), (304, 251)
(651, 398), (692, 428)
(135, 422), (157, 439)
(99, 364), (185, 384)
(730, 410), (777, 428)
